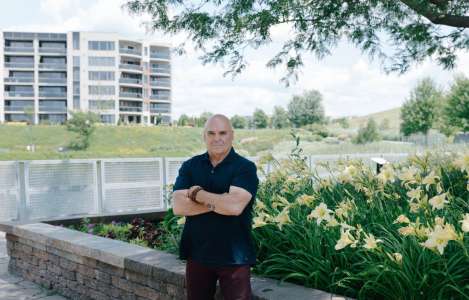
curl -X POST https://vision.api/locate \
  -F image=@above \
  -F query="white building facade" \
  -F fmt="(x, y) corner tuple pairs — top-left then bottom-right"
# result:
(0, 31), (171, 125)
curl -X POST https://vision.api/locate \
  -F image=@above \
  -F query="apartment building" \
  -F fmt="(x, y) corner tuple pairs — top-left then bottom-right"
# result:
(0, 31), (171, 125)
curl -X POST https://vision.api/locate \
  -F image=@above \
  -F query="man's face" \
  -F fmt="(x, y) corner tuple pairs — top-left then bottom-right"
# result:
(204, 117), (234, 156)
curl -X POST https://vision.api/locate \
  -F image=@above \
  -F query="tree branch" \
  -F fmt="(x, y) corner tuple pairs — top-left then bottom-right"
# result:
(400, 0), (469, 28)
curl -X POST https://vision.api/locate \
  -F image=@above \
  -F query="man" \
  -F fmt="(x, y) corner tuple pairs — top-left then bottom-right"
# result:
(172, 114), (259, 300)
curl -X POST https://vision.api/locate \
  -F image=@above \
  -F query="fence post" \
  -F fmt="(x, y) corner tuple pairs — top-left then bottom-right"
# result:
(17, 161), (28, 222)
(96, 160), (104, 215)
(161, 157), (168, 210)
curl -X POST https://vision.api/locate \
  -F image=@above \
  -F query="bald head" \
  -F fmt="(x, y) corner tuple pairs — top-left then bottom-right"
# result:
(204, 114), (233, 132)
(203, 114), (234, 158)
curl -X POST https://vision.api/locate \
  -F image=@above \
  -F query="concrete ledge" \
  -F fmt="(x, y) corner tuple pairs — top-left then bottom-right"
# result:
(1, 222), (353, 300)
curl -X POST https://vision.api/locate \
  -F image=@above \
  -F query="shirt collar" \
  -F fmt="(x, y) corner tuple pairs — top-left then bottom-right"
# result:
(202, 147), (237, 165)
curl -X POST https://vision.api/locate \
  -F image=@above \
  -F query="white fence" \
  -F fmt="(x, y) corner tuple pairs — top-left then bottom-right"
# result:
(0, 153), (408, 222)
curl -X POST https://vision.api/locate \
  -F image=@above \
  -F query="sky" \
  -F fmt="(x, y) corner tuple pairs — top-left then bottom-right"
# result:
(1, 0), (468, 119)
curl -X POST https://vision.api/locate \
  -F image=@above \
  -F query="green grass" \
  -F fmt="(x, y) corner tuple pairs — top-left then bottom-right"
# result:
(0, 124), (293, 160)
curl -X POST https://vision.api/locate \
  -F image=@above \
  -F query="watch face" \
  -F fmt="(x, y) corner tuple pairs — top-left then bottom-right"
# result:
(207, 203), (215, 211)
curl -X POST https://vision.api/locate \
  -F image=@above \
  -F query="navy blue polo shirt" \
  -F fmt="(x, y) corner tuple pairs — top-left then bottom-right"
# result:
(173, 147), (259, 266)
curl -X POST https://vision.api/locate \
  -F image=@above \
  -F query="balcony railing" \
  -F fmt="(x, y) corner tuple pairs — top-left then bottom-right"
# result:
(150, 79), (171, 87)
(150, 94), (170, 100)
(4, 46), (34, 53)
(39, 78), (67, 84)
(119, 64), (143, 71)
(39, 91), (67, 97)
(150, 52), (170, 60)
(39, 106), (67, 112)
(150, 108), (170, 113)
(120, 48), (141, 56)
(39, 47), (67, 54)
(4, 77), (34, 83)
(4, 91), (34, 97)
(119, 92), (142, 98)
(150, 67), (170, 74)
(119, 78), (142, 85)
(3, 105), (34, 112)
(39, 63), (67, 70)
(119, 106), (143, 112)
(4, 62), (34, 69)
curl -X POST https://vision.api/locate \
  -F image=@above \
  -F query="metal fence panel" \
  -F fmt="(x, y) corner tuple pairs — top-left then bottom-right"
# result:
(101, 158), (164, 213)
(25, 160), (98, 220)
(0, 162), (19, 221)
(165, 157), (188, 185)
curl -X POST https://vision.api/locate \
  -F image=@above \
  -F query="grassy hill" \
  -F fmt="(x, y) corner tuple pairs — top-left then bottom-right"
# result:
(348, 107), (401, 129)
(0, 124), (293, 160)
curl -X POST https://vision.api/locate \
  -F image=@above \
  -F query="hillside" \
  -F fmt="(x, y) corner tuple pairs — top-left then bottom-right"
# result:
(348, 107), (401, 129)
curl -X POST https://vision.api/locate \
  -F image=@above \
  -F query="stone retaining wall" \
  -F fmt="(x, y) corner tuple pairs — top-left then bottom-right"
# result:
(0, 222), (351, 300)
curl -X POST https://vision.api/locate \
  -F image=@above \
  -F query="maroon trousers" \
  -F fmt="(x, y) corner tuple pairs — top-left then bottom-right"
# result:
(185, 259), (252, 300)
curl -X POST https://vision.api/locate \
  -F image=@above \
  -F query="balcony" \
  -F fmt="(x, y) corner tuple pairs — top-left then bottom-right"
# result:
(4, 77), (34, 84)
(39, 106), (67, 113)
(150, 67), (170, 74)
(150, 94), (170, 100)
(150, 79), (171, 87)
(4, 62), (34, 69)
(150, 108), (170, 113)
(119, 78), (142, 85)
(39, 78), (67, 84)
(39, 47), (67, 54)
(39, 63), (67, 70)
(3, 105), (33, 112)
(120, 48), (141, 56)
(4, 91), (34, 97)
(119, 106), (143, 112)
(119, 92), (142, 99)
(150, 52), (170, 60)
(119, 64), (143, 71)
(4, 46), (34, 53)
(39, 91), (67, 97)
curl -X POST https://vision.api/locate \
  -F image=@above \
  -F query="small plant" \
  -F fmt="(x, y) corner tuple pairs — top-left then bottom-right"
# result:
(66, 111), (100, 150)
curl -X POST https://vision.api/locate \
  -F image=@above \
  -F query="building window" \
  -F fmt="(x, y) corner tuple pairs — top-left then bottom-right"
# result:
(88, 71), (115, 81)
(73, 32), (80, 50)
(88, 41), (115, 51)
(73, 96), (80, 110)
(73, 56), (80, 67)
(88, 56), (115, 67)
(89, 100), (115, 110)
(100, 114), (115, 124)
(88, 85), (115, 95)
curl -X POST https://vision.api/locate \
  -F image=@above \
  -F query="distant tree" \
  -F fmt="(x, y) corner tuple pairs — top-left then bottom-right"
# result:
(288, 90), (325, 127)
(336, 117), (350, 129)
(379, 118), (390, 130)
(253, 109), (268, 129)
(231, 115), (247, 129)
(178, 114), (190, 126)
(66, 111), (100, 150)
(196, 112), (213, 127)
(400, 78), (442, 141)
(271, 106), (290, 129)
(353, 118), (380, 144)
(444, 75), (469, 132)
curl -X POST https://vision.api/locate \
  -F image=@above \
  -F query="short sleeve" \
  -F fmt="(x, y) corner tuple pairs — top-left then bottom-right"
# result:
(231, 161), (259, 199)
(173, 160), (192, 191)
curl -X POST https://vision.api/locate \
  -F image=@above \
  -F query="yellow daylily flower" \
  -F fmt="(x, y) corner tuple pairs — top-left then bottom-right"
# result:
(398, 226), (416, 236)
(386, 252), (403, 264)
(296, 194), (316, 206)
(422, 224), (458, 255)
(394, 215), (411, 224)
(274, 208), (291, 230)
(406, 187), (422, 201)
(177, 217), (186, 225)
(307, 203), (333, 225)
(460, 213), (469, 233)
(428, 193), (448, 210)
(363, 233), (383, 250)
(335, 229), (355, 250)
